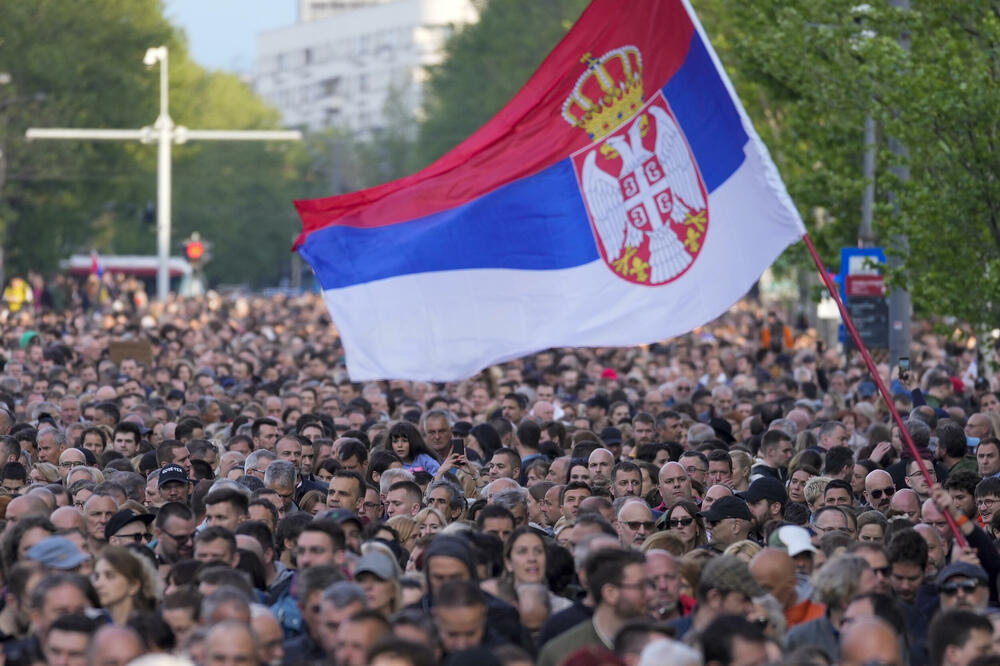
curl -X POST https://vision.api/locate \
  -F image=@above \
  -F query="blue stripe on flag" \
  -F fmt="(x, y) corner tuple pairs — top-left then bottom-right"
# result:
(299, 160), (598, 290)
(302, 31), (748, 290)
(663, 32), (748, 192)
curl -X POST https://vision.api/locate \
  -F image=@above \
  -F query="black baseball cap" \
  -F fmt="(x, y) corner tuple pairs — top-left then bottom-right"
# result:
(600, 426), (623, 446)
(158, 464), (189, 488)
(699, 495), (752, 522)
(104, 509), (155, 541)
(745, 477), (787, 505)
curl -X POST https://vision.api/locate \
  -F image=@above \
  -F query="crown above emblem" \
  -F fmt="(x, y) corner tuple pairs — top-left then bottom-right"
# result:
(563, 46), (644, 141)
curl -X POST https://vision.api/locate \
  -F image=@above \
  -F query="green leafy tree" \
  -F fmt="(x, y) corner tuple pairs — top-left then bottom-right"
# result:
(0, 0), (309, 287)
(714, 0), (1000, 332)
(416, 0), (590, 167)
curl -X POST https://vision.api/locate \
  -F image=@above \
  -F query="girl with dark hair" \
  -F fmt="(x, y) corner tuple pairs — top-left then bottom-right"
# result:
(388, 421), (440, 476)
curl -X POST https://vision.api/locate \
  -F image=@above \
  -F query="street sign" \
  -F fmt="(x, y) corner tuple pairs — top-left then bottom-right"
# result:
(839, 247), (889, 350)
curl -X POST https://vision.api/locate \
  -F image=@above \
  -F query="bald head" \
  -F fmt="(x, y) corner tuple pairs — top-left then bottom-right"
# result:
(5, 494), (50, 530)
(864, 470), (895, 512)
(840, 618), (901, 666)
(89, 624), (144, 666)
(890, 489), (921, 522)
(786, 409), (811, 433)
(749, 548), (797, 610)
(51, 506), (86, 531)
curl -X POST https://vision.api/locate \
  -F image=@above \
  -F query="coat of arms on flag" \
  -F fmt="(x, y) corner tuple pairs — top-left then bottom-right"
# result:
(568, 47), (708, 287)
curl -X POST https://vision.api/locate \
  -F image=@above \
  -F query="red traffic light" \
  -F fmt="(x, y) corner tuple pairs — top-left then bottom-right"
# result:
(185, 241), (204, 261)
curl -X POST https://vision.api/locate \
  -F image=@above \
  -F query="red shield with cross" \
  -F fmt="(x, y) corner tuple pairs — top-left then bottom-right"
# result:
(572, 91), (708, 286)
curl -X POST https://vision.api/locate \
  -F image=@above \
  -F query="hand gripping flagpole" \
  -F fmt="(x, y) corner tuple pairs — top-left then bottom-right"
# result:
(801, 233), (966, 547)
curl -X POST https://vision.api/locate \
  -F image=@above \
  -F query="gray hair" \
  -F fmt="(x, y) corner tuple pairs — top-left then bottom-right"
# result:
(751, 592), (787, 639)
(105, 471), (146, 503)
(515, 583), (551, 613)
(379, 468), (414, 495)
(769, 418), (798, 437)
(321, 581), (368, 609)
(686, 423), (715, 444)
(904, 418), (931, 450)
(244, 449), (277, 473)
(32, 402), (62, 422)
(811, 555), (872, 609)
(492, 487), (528, 515)
(711, 385), (733, 400)
(38, 426), (66, 447)
(638, 639), (703, 666)
(421, 408), (454, 429)
(208, 478), (250, 498)
(200, 585), (251, 623)
(426, 480), (465, 513)
(263, 460), (296, 488)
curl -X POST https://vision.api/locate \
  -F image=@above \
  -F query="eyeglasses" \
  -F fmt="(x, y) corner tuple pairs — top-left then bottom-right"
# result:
(940, 579), (980, 595)
(683, 466), (706, 475)
(623, 521), (655, 531)
(869, 486), (895, 500)
(162, 530), (195, 543)
(59, 461), (85, 469)
(907, 470), (935, 480)
(977, 498), (998, 509)
(363, 502), (381, 511)
(668, 517), (695, 529)
(116, 532), (151, 543)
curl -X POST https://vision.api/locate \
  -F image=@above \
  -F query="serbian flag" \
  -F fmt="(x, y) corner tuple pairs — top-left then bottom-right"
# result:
(294, 0), (805, 381)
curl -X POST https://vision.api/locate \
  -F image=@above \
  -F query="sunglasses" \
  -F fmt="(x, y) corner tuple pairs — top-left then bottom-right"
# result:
(624, 521), (655, 531)
(117, 532), (151, 543)
(940, 580), (980, 595)
(869, 486), (895, 500)
(668, 517), (694, 529)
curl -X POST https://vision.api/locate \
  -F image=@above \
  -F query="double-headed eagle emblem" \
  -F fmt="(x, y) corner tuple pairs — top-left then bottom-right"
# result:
(566, 46), (708, 286)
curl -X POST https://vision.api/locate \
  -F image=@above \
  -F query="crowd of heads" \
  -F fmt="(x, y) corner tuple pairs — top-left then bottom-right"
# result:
(2, 289), (1000, 666)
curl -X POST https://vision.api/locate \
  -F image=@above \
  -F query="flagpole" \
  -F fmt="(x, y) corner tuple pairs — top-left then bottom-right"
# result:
(800, 233), (965, 547)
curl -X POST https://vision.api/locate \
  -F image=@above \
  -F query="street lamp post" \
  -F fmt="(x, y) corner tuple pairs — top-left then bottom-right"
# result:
(26, 46), (302, 302)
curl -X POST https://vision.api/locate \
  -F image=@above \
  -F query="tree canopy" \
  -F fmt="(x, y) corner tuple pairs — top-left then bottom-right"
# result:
(0, 0), (306, 286)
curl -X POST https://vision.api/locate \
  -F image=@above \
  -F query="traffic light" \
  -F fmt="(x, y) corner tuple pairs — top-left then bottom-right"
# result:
(182, 232), (211, 268)
(185, 239), (204, 261)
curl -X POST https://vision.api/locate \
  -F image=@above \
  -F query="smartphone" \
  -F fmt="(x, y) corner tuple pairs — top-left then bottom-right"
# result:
(451, 438), (465, 456)
(898, 357), (910, 379)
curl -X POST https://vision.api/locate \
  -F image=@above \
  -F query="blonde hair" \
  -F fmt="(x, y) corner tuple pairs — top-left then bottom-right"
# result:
(729, 450), (752, 479)
(804, 476), (832, 508)
(723, 540), (762, 562)
(640, 530), (686, 556)
(32, 462), (60, 484)
(414, 507), (446, 532)
(386, 515), (417, 546)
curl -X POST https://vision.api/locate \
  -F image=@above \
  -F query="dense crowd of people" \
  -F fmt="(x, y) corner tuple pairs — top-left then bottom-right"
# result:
(0, 282), (998, 666)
